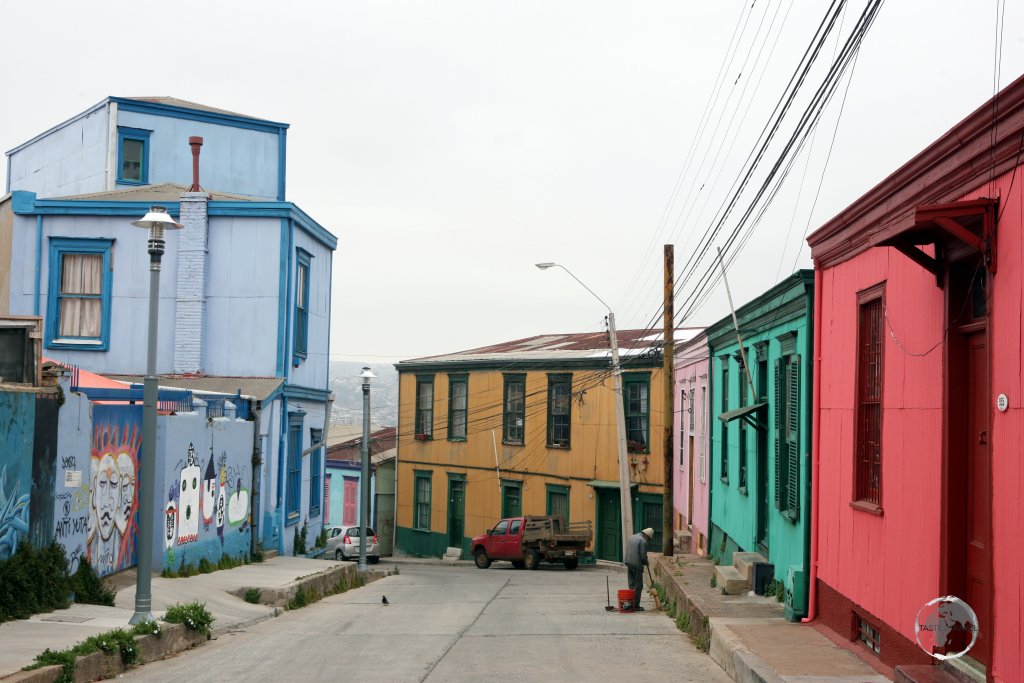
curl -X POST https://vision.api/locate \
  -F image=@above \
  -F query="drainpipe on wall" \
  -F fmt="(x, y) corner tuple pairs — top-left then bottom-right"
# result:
(249, 400), (262, 556)
(802, 267), (823, 623)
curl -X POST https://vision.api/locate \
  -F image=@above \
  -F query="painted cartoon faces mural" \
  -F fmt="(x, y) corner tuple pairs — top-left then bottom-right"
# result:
(87, 406), (142, 576)
(163, 441), (251, 571)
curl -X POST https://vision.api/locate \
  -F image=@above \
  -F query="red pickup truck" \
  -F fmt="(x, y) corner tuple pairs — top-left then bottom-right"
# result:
(471, 515), (593, 570)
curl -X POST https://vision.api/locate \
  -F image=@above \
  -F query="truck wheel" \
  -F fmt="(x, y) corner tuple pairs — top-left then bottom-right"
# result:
(474, 549), (491, 569)
(511, 560), (525, 569)
(564, 558), (579, 570)
(524, 548), (540, 570)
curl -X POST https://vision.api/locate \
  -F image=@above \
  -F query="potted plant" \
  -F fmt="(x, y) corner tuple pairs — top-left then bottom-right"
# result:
(627, 439), (646, 453)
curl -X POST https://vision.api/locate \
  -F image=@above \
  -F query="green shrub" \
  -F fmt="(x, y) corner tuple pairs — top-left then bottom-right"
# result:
(252, 546), (265, 563)
(70, 557), (116, 606)
(163, 601), (214, 636)
(244, 588), (262, 604)
(315, 526), (328, 549)
(709, 574), (716, 589)
(0, 541), (73, 622)
(198, 558), (214, 574)
(293, 522), (308, 556)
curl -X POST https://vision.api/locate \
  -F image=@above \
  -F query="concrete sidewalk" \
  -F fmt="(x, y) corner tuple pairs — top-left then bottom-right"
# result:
(654, 553), (892, 683)
(0, 555), (370, 679)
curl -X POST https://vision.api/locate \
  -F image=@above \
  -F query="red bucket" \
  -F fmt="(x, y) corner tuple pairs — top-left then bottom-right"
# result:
(617, 589), (636, 612)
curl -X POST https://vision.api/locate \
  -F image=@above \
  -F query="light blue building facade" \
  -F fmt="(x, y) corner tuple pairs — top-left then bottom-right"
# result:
(1, 97), (335, 557)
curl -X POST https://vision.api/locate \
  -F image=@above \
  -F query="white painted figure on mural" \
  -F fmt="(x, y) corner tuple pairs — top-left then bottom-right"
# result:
(178, 444), (201, 544)
(115, 451), (135, 535)
(202, 453), (216, 526)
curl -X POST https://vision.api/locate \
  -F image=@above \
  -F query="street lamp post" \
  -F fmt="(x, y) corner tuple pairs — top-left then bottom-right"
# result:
(358, 367), (376, 572)
(535, 263), (633, 560)
(129, 206), (182, 624)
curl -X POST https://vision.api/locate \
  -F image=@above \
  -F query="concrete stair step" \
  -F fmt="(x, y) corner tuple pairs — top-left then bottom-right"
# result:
(673, 529), (692, 554)
(732, 551), (768, 584)
(895, 665), (964, 683)
(263, 549), (279, 560)
(714, 564), (747, 595)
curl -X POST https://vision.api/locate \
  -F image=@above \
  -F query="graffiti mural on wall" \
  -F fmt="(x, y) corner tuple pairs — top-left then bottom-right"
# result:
(87, 405), (142, 576)
(164, 440), (251, 571)
(0, 464), (30, 560)
(0, 390), (36, 561)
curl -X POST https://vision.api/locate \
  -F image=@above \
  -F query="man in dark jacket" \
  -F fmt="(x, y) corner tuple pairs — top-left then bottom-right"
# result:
(625, 528), (653, 611)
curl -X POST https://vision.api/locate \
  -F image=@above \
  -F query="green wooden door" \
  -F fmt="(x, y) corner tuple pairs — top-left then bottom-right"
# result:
(447, 477), (465, 548)
(597, 488), (621, 562)
(501, 481), (522, 518)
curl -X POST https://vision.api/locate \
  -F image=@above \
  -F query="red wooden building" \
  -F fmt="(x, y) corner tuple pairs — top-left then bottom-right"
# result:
(806, 74), (1024, 682)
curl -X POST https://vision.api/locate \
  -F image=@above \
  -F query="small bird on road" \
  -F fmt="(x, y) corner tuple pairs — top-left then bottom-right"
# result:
(382, 595), (389, 606)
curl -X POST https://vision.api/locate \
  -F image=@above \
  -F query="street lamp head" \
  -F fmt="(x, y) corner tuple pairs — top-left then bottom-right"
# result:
(535, 262), (557, 270)
(131, 205), (184, 232)
(360, 367), (376, 382)
(132, 206), (183, 267)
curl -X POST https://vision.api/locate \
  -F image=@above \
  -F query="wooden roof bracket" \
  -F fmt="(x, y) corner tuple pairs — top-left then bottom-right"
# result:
(893, 241), (944, 288)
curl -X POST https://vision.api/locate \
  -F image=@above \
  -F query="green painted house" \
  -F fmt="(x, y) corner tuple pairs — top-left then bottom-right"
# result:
(707, 270), (813, 621)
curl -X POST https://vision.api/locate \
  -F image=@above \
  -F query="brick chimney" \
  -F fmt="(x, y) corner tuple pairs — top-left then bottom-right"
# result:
(175, 136), (210, 374)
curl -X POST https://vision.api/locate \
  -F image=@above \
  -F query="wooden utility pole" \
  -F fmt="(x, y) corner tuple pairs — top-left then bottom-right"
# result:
(662, 244), (674, 556)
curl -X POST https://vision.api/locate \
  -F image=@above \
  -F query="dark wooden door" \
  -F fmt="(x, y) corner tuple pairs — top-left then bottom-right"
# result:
(597, 489), (621, 562)
(447, 479), (465, 549)
(964, 330), (990, 663)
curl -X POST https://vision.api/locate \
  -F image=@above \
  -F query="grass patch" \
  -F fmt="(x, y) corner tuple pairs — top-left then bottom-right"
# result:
(25, 621), (163, 682)
(244, 588), (262, 604)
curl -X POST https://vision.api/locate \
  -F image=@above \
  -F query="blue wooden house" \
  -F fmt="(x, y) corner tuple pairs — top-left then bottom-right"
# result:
(0, 96), (336, 557)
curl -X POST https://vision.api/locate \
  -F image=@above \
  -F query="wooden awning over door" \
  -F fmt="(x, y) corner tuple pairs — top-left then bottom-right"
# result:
(877, 198), (998, 287)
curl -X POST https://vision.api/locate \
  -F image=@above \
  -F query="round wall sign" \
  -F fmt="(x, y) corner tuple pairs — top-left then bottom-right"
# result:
(996, 394), (1009, 412)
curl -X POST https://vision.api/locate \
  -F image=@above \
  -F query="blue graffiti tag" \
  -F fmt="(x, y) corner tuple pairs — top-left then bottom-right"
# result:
(0, 464), (30, 559)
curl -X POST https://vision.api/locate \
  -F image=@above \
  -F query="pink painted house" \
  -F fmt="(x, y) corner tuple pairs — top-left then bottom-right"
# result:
(806, 75), (1024, 681)
(673, 330), (709, 555)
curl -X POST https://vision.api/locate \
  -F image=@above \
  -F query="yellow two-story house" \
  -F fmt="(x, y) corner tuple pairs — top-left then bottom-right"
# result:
(394, 330), (667, 562)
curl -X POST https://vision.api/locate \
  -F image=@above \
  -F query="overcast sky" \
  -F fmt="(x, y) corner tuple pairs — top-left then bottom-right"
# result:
(3, 1), (1023, 362)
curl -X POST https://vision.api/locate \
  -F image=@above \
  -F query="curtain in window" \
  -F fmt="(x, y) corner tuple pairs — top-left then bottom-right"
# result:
(59, 254), (102, 337)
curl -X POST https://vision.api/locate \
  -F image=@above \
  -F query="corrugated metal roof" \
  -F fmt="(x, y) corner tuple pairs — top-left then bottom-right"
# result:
(56, 183), (269, 202)
(399, 329), (676, 366)
(101, 374), (283, 401)
(125, 97), (267, 121)
(327, 427), (397, 459)
(399, 331), (655, 368)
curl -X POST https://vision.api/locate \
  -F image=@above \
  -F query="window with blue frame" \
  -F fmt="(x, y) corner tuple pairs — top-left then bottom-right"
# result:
(293, 250), (312, 363)
(117, 127), (151, 184)
(286, 414), (304, 522)
(46, 238), (114, 351)
(309, 428), (323, 516)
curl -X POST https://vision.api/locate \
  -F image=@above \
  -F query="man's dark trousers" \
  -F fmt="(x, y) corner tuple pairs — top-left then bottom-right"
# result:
(627, 564), (643, 607)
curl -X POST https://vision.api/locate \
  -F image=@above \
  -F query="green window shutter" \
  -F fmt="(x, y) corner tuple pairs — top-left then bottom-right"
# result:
(773, 358), (783, 509)
(786, 357), (801, 517)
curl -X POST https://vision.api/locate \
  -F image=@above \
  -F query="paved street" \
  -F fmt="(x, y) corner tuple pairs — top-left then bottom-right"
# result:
(121, 563), (729, 682)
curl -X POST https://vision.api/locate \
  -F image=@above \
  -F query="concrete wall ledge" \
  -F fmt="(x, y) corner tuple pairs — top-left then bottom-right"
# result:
(2, 623), (207, 683)
(234, 563), (384, 608)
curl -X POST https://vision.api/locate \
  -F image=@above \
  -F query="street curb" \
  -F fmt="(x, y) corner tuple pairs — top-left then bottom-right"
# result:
(1, 623), (207, 683)
(234, 562), (383, 608)
(708, 620), (784, 683)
